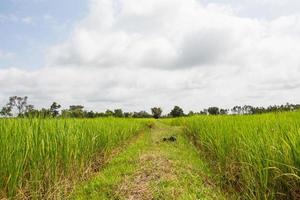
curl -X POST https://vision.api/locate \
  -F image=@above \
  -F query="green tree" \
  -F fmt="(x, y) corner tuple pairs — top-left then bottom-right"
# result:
(105, 109), (114, 117)
(114, 109), (124, 118)
(133, 111), (152, 118)
(86, 110), (96, 118)
(219, 109), (228, 115)
(151, 107), (162, 119)
(39, 108), (51, 118)
(50, 102), (61, 117)
(124, 112), (133, 118)
(7, 96), (28, 116)
(68, 105), (85, 118)
(0, 106), (12, 117)
(207, 107), (220, 115)
(231, 106), (242, 115)
(188, 111), (195, 116)
(170, 106), (184, 117)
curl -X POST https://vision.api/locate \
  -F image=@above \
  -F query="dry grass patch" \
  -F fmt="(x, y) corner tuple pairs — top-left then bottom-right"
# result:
(116, 153), (176, 200)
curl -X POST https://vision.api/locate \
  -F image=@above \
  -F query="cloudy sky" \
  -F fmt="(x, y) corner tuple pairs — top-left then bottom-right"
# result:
(1, 0), (300, 113)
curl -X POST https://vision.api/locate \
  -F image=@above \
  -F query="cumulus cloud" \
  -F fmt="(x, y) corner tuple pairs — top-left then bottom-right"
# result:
(1, 0), (300, 112)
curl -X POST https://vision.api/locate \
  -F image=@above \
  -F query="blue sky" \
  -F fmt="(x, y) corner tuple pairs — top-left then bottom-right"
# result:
(0, 0), (88, 69)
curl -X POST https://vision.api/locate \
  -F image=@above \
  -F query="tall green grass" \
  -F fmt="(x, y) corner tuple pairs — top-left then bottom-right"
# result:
(168, 112), (300, 199)
(0, 118), (147, 199)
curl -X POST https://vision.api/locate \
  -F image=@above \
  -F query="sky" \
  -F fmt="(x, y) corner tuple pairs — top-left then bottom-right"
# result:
(1, 0), (300, 113)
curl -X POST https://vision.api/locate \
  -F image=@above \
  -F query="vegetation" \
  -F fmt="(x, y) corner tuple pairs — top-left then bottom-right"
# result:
(169, 106), (185, 117)
(1, 96), (300, 119)
(72, 123), (229, 200)
(0, 118), (147, 199)
(151, 107), (162, 119)
(167, 111), (300, 199)
(1, 95), (300, 199)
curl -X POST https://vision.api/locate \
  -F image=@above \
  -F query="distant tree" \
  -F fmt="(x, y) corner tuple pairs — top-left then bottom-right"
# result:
(252, 107), (265, 114)
(151, 107), (162, 119)
(231, 106), (242, 115)
(200, 109), (208, 115)
(188, 111), (194, 116)
(114, 109), (124, 118)
(7, 96), (28, 116)
(68, 105), (85, 118)
(207, 107), (220, 115)
(133, 111), (152, 118)
(50, 102), (61, 117)
(242, 105), (253, 114)
(170, 106), (184, 117)
(220, 109), (229, 115)
(93, 112), (105, 118)
(0, 106), (12, 117)
(86, 110), (96, 118)
(105, 109), (114, 117)
(25, 104), (34, 112)
(61, 109), (70, 118)
(23, 105), (42, 118)
(199, 111), (207, 115)
(38, 108), (51, 118)
(124, 112), (133, 118)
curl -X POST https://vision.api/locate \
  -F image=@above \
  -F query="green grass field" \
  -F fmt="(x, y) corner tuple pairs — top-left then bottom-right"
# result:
(166, 111), (300, 199)
(1, 112), (300, 199)
(0, 118), (148, 199)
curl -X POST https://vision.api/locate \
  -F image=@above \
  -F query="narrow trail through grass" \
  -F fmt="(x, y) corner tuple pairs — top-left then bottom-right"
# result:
(72, 122), (230, 200)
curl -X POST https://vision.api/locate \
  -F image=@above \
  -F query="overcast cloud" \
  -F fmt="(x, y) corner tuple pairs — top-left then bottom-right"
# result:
(1, 0), (300, 112)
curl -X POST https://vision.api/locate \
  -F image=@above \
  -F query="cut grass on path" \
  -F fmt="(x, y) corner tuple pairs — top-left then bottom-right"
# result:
(72, 123), (230, 200)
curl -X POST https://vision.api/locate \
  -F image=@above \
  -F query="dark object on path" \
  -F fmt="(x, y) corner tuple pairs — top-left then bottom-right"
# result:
(147, 122), (155, 129)
(163, 136), (177, 142)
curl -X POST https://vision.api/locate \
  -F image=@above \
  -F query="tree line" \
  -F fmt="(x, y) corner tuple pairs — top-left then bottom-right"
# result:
(1, 96), (300, 119)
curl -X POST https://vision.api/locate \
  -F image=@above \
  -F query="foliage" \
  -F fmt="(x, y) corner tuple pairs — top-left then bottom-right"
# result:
(169, 112), (300, 199)
(114, 109), (124, 118)
(132, 111), (152, 118)
(2, 96), (29, 116)
(169, 106), (184, 117)
(207, 107), (220, 115)
(0, 118), (147, 199)
(0, 106), (12, 117)
(1, 96), (300, 119)
(151, 107), (162, 119)
(50, 102), (61, 117)
(105, 109), (114, 117)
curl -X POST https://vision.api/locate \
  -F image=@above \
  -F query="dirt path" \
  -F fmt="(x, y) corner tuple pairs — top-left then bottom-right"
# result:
(71, 123), (229, 200)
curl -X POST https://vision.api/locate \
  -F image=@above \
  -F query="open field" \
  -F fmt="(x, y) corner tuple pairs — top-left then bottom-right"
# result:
(2, 0), (300, 199)
(0, 118), (148, 199)
(166, 111), (300, 199)
(1, 112), (300, 199)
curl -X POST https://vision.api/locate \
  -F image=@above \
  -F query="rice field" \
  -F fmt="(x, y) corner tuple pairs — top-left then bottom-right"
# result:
(167, 111), (300, 199)
(0, 118), (147, 199)
(2, 112), (300, 200)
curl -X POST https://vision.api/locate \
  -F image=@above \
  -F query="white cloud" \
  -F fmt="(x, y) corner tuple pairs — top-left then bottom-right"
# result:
(199, 0), (300, 19)
(1, 0), (300, 112)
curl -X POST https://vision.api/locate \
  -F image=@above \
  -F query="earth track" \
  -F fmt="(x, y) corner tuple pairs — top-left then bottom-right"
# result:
(72, 122), (231, 200)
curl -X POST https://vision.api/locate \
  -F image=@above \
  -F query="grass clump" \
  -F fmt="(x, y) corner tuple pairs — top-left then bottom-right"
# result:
(167, 112), (300, 199)
(0, 118), (147, 199)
